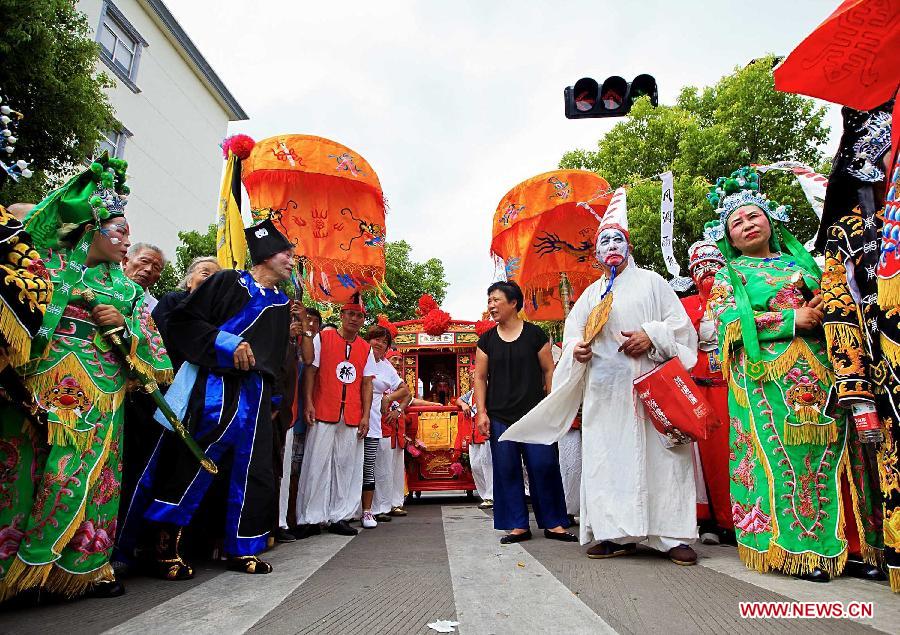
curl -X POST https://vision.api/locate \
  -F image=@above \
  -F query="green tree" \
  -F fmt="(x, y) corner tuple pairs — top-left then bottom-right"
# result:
(0, 0), (118, 203)
(381, 240), (449, 321)
(150, 224), (219, 298)
(560, 57), (831, 276)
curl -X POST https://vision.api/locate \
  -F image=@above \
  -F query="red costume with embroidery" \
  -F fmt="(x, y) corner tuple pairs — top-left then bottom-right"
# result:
(313, 329), (372, 425)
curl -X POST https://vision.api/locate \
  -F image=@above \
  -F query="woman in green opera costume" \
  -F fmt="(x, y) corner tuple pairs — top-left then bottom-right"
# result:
(706, 167), (880, 583)
(0, 156), (172, 600)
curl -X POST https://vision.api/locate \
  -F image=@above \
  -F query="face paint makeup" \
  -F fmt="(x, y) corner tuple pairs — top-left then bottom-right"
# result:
(595, 228), (629, 267)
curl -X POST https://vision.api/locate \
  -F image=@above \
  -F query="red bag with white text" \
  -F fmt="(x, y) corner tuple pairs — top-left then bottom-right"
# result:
(633, 357), (717, 447)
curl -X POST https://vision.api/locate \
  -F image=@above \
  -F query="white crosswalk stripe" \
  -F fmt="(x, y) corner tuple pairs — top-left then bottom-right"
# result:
(442, 505), (618, 635)
(103, 533), (353, 635)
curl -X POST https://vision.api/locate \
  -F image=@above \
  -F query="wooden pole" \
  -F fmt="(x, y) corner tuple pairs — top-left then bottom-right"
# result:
(559, 272), (571, 319)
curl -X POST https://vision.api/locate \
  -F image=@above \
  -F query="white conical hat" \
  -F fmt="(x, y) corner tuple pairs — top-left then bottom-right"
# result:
(596, 186), (629, 238)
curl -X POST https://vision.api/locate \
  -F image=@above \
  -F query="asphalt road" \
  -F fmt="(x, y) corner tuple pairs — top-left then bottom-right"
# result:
(0, 494), (895, 634)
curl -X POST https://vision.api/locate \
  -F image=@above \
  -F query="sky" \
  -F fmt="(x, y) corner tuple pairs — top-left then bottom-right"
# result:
(168, 0), (842, 319)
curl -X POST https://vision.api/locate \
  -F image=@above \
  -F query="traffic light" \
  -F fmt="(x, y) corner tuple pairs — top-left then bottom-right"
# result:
(564, 74), (658, 119)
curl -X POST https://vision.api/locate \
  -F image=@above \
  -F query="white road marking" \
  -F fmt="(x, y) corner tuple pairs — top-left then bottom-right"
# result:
(104, 533), (354, 635)
(442, 505), (618, 635)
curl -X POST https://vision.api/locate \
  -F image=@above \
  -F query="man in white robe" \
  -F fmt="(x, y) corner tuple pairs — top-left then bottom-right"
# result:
(501, 188), (699, 563)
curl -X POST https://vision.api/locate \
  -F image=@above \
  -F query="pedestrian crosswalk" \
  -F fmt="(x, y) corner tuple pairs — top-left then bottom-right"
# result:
(1, 501), (895, 635)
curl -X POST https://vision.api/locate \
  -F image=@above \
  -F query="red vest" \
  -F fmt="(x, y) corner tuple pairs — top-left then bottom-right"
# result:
(313, 329), (371, 426)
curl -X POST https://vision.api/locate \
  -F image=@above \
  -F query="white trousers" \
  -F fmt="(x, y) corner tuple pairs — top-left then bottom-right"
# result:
(278, 426), (294, 528)
(468, 441), (493, 501)
(558, 429), (582, 516)
(372, 438), (405, 514)
(295, 421), (364, 525)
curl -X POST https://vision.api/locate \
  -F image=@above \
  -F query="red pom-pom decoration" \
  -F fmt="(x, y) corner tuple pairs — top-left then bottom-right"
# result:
(376, 313), (398, 339)
(221, 134), (256, 160)
(448, 462), (464, 478)
(423, 308), (451, 336)
(474, 319), (496, 336)
(417, 294), (439, 317)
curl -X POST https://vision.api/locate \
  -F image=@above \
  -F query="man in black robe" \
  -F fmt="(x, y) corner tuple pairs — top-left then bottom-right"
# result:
(120, 219), (294, 577)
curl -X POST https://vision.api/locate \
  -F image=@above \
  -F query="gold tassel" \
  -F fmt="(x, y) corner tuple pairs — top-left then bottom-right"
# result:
(823, 322), (862, 352)
(767, 542), (848, 577)
(783, 421), (838, 445)
(130, 355), (174, 386)
(762, 339), (833, 384)
(24, 353), (124, 417)
(719, 321), (742, 382)
(889, 566), (900, 593)
(584, 292), (613, 343)
(0, 303), (31, 368)
(0, 557), (53, 601)
(737, 544), (770, 573)
(47, 421), (96, 452)
(877, 277), (900, 311)
(880, 333), (900, 368)
(728, 375), (749, 407)
(43, 563), (114, 598)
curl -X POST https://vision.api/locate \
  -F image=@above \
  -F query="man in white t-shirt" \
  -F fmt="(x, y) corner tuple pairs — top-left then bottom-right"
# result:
(296, 296), (376, 536)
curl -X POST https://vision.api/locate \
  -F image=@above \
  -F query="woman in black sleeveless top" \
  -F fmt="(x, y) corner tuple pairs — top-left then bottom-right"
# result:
(473, 281), (575, 544)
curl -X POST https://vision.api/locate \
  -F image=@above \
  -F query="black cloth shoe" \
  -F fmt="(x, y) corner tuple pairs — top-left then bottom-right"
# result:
(87, 580), (126, 598)
(327, 520), (358, 536)
(374, 513), (393, 522)
(544, 529), (578, 542)
(794, 568), (830, 583)
(227, 555), (272, 574)
(274, 528), (296, 543)
(845, 559), (887, 581)
(586, 541), (637, 559)
(500, 530), (532, 544)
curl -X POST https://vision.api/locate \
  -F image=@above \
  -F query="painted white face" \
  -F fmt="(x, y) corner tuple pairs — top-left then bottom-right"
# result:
(595, 228), (629, 267)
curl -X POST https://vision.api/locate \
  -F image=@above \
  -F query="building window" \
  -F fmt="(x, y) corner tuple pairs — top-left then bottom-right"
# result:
(95, 129), (129, 160)
(97, 1), (148, 93)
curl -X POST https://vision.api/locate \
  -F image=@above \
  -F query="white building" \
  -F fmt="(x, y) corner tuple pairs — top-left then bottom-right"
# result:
(77, 0), (247, 259)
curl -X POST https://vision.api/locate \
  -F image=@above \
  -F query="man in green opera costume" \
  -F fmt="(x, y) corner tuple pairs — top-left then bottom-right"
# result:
(706, 167), (881, 583)
(0, 155), (172, 600)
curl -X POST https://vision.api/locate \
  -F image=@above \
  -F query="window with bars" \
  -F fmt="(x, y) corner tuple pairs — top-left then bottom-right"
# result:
(97, 2), (147, 92)
(96, 129), (126, 159)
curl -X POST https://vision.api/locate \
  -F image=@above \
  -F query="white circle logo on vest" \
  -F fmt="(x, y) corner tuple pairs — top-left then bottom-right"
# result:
(336, 361), (357, 384)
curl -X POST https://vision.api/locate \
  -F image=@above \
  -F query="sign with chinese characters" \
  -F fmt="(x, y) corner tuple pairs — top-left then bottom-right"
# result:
(417, 332), (455, 346)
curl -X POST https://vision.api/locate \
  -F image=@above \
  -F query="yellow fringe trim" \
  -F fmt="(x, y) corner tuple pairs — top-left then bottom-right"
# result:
(841, 450), (883, 568)
(877, 277), (900, 311)
(24, 354), (124, 435)
(738, 544), (770, 573)
(783, 421), (838, 446)
(823, 322), (862, 352)
(0, 303), (31, 368)
(762, 338), (833, 384)
(719, 321), (742, 382)
(889, 566), (900, 593)
(728, 372), (749, 407)
(767, 542), (848, 577)
(131, 355), (174, 385)
(47, 421), (96, 452)
(0, 559), (114, 600)
(880, 333), (900, 368)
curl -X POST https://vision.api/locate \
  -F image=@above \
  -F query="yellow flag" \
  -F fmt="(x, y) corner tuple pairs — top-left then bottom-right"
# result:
(216, 152), (247, 269)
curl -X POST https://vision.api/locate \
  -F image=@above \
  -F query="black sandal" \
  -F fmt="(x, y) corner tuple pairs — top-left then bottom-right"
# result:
(152, 525), (194, 581)
(227, 555), (273, 574)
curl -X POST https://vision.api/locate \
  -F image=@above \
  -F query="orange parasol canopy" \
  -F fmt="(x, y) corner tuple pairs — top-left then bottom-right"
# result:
(490, 169), (611, 320)
(241, 134), (387, 303)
